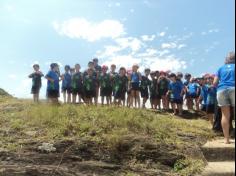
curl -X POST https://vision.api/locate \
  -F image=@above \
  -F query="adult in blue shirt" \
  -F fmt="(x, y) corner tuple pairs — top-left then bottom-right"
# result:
(214, 52), (235, 144)
(45, 63), (60, 104)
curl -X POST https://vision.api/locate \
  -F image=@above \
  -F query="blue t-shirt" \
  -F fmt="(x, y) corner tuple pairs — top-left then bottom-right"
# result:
(216, 64), (235, 91)
(201, 84), (217, 105)
(188, 83), (199, 96)
(131, 72), (140, 83)
(201, 85), (208, 105)
(169, 81), (184, 100)
(46, 70), (60, 91)
(62, 72), (72, 89)
(207, 86), (217, 105)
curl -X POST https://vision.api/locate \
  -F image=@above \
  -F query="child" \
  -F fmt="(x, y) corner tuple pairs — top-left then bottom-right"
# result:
(93, 58), (102, 73)
(167, 73), (184, 116)
(199, 75), (217, 125)
(140, 69), (151, 108)
(71, 64), (83, 104)
(129, 64), (142, 108)
(187, 78), (200, 111)
(83, 68), (96, 105)
(99, 66), (112, 105)
(184, 73), (192, 110)
(113, 67), (129, 106)
(155, 71), (161, 110)
(110, 64), (118, 103)
(150, 72), (159, 109)
(61, 65), (72, 104)
(29, 64), (44, 102)
(45, 63), (60, 104)
(84, 62), (99, 105)
(158, 71), (170, 110)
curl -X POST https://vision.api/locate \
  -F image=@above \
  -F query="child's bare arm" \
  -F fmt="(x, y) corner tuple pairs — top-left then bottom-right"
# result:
(45, 76), (54, 82)
(28, 73), (34, 78)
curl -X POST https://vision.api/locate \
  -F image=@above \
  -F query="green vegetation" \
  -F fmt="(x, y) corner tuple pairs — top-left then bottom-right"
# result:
(0, 94), (215, 176)
(0, 88), (11, 97)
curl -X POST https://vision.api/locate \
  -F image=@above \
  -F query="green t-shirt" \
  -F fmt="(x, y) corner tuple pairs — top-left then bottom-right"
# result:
(114, 75), (128, 92)
(140, 76), (151, 90)
(99, 73), (111, 88)
(83, 75), (95, 91)
(158, 78), (169, 90)
(72, 72), (83, 89)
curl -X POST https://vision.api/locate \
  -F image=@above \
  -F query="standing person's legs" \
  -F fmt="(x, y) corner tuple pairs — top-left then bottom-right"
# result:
(171, 103), (177, 115)
(186, 98), (192, 110)
(157, 98), (161, 110)
(72, 94), (77, 104)
(136, 91), (141, 108)
(62, 89), (66, 103)
(36, 93), (39, 103)
(221, 106), (231, 144)
(195, 98), (200, 111)
(67, 91), (71, 103)
(217, 88), (235, 144)
(130, 90), (135, 107)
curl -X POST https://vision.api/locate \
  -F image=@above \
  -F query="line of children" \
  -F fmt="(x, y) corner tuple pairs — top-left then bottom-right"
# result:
(29, 62), (218, 119)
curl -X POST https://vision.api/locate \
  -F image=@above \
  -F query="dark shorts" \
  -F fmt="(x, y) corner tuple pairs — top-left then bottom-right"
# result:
(189, 93), (198, 99)
(201, 104), (215, 114)
(114, 90), (126, 100)
(170, 98), (183, 105)
(150, 93), (161, 100)
(131, 83), (140, 91)
(127, 89), (132, 95)
(62, 87), (72, 94)
(101, 87), (112, 97)
(140, 89), (149, 98)
(31, 86), (41, 94)
(84, 90), (95, 99)
(201, 105), (207, 111)
(47, 89), (59, 98)
(72, 88), (84, 96)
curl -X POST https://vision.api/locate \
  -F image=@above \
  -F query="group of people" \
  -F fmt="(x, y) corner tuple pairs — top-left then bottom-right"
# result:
(29, 52), (235, 144)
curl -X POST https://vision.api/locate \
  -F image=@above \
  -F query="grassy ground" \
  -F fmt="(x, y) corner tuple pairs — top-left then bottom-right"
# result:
(0, 95), (216, 176)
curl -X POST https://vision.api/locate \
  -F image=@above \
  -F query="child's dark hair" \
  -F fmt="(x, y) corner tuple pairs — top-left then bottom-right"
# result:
(65, 65), (70, 70)
(50, 63), (58, 70)
(169, 73), (177, 78)
(184, 73), (191, 79)
(145, 68), (151, 72)
(88, 61), (94, 65)
(33, 64), (40, 69)
(120, 67), (126, 72)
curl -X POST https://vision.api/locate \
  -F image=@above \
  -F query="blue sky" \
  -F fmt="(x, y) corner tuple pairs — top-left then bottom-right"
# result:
(0, 0), (235, 98)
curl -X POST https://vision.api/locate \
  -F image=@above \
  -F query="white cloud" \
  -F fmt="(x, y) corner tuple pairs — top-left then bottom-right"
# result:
(137, 48), (158, 57)
(115, 37), (143, 53)
(159, 32), (166, 37)
(161, 42), (177, 49)
(53, 18), (125, 42)
(209, 29), (220, 33)
(178, 44), (187, 50)
(201, 28), (220, 35)
(141, 35), (156, 41)
(102, 54), (187, 72)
